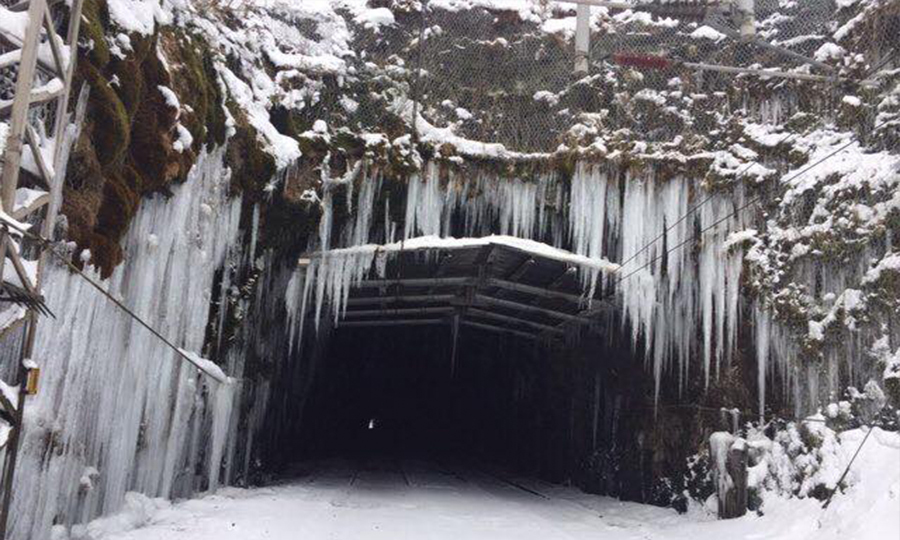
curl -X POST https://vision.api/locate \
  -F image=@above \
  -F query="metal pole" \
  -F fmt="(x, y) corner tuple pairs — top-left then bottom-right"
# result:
(681, 61), (838, 83)
(0, 1), (85, 535)
(0, 0), (47, 288)
(0, 313), (36, 539)
(574, 3), (590, 76)
(555, 0), (635, 9)
(0, 0), (45, 208)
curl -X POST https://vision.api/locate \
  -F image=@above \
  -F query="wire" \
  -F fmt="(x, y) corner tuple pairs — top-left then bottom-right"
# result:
(612, 46), (898, 275)
(0, 221), (231, 385)
(863, 45), (898, 80)
(822, 425), (874, 509)
(604, 111), (894, 301)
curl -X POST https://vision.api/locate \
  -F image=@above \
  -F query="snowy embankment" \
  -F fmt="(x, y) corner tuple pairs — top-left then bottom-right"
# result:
(58, 428), (898, 540)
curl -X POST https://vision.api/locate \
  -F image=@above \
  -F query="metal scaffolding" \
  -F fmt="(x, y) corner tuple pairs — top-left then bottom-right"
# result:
(0, 0), (85, 536)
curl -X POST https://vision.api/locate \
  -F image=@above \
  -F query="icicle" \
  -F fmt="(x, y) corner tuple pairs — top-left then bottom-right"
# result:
(11, 149), (243, 539)
(755, 305), (770, 423)
(404, 162), (444, 239)
(349, 165), (382, 246)
(207, 380), (236, 492)
(248, 203), (260, 266)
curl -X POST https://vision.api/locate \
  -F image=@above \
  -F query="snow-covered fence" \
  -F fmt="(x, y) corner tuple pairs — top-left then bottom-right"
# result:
(372, 0), (874, 153)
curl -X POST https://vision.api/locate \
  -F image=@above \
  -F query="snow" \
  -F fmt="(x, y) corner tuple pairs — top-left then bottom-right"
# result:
(107, 0), (172, 36)
(219, 67), (301, 168)
(541, 16), (578, 39)
(172, 124), (194, 153)
(20, 130), (58, 180)
(317, 234), (619, 274)
(709, 431), (738, 496)
(0, 207), (31, 235)
(430, 0), (544, 23)
(690, 26), (726, 41)
(724, 229), (758, 249)
(57, 429), (900, 540)
(354, 7), (395, 31)
(862, 251), (900, 284)
(176, 348), (230, 384)
(0, 304), (27, 334)
(0, 6), (29, 43)
(533, 91), (560, 106)
(0, 378), (18, 410)
(0, 121), (7, 156)
(0, 419), (10, 449)
(14, 187), (48, 214)
(2, 251), (37, 289)
(814, 43), (845, 63)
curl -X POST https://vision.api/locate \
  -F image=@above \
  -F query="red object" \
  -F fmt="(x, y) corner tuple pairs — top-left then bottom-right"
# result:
(613, 53), (673, 71)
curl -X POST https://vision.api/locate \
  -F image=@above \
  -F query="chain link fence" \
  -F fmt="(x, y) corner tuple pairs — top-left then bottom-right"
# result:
(314, 0), (898, 155)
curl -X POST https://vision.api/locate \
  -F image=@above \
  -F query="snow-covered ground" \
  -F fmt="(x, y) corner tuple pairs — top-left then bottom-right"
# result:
(64, 427), (899, 540)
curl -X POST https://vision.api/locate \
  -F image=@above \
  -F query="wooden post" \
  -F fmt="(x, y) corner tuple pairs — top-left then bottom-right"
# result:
(709, 432), (749, 519)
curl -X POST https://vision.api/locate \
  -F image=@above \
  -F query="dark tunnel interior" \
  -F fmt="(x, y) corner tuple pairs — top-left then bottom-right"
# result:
(293, 325), (547, 469)
(259, 313), (691, 507)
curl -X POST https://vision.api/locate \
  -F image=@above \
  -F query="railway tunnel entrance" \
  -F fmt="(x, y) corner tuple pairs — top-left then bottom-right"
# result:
(260, 237), (673, 503)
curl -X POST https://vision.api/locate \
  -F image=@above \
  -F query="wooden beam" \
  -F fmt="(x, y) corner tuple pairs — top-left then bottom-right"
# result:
(473, 243), (496, 266)
(548, 266), (576, 290)
(467, 307), (565, 334)
(428, 251), (455, 296)
(7, 0), (66, 13)
(0, 0), (46, 210)
(3, 236), (36, 293)
(488, 277), (589, 305)
(0, 310), (26, 344)
(434, 251), (453, 277)
(52, 0), (86, 168)
(0, 81), (65, 118)
(346, 294), (456, 306)
(42, 3), (66, 78)
(337, 319), (446, 328)
(353, 277), (473, 289)
(474, 293), (590, 324)
(0, 50), (22, 70)
(507, 256), (535, 281)
(0, 33), (60, 76)
(343, 306), (454, 318)
(23, 125), (52, 187)
(460, 319), (540, 341)
(11, 190), (48, 220)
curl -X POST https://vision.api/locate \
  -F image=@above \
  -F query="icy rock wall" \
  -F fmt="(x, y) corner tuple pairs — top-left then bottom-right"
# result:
(285, 159), (748, 410)
(8, 148), (243, 540)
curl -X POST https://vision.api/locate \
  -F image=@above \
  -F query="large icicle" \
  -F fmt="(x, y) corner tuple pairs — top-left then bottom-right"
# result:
(9, 149), (243, 540)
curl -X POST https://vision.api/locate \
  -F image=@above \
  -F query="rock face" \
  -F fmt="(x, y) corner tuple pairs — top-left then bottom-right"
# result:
(1, 0), (897, 537)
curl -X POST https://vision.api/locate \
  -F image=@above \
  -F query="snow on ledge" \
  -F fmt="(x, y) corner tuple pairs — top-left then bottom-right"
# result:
(307, 234), (620, 274)
(177, 348), (231, 385)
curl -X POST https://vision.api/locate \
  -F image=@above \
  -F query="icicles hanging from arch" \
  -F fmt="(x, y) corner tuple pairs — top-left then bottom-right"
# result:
(287, 156), (756, 409)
